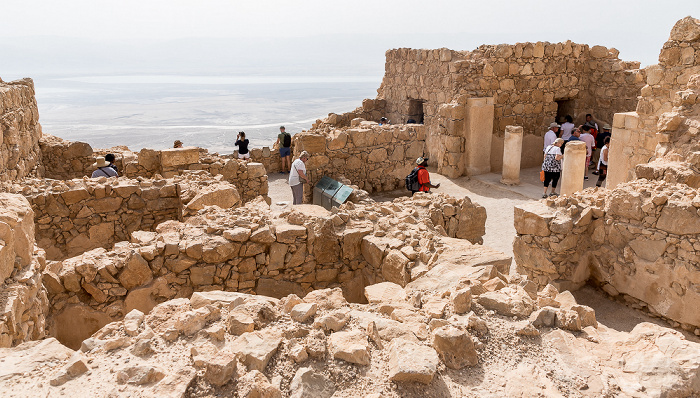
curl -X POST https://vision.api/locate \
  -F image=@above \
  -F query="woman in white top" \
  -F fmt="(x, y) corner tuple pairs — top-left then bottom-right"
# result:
(541, 138), (564, 198)
(596, 136), (610, 187)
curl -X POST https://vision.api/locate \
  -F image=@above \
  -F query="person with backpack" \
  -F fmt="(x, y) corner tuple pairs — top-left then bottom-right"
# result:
(276, 126), (292, 173)
(406, 157), (440, 195)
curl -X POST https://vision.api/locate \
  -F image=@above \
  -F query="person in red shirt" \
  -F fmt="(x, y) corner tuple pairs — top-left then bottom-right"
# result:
(415, 157), (440, 193)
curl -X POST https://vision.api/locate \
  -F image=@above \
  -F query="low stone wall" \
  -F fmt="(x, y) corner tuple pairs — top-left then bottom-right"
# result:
(44, 192), (492, 347)
(292, 122), (426, 198)
(3, 175), (242, 261)
(0, 78), (43, 181)
(39, 134), (94, 180)
(0, 194), (48, 348)
(513, 179), (700, 333)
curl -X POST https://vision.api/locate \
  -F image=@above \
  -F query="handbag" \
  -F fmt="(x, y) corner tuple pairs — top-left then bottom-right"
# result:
(540, 170), (545, 182)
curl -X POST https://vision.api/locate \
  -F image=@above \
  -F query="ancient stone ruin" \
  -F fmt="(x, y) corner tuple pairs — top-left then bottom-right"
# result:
(2, 16), (700, 398)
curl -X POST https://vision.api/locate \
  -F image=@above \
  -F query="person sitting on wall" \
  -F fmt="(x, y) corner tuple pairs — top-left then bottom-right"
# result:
(415, 157), (440, 194)
(104, 153), (118, 173)
(544, 122), (560, 150)
(235, 131), (250, 161)
(379, 117), (390, 126)
(560, 115), (575, 140)
(91, 156), (118, 178)
(173, 140), (183, 148)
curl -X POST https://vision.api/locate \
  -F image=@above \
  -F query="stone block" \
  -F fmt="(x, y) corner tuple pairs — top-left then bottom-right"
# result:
(160, 147), (199, 167)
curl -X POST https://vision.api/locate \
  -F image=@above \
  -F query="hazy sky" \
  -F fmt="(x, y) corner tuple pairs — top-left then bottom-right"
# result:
(1, 0), (699, 72)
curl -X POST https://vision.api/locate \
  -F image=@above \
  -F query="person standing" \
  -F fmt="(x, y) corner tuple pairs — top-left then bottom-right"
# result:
(544, 122), (560, 150)
(542, 138), (564, 198)
(580, 125), (596, 180)
(560, 115), (575, 141)
(289, 151), (310, 205)
(596, 136), (610, 187)
(235, 131), (250, 161)
(276, 126), (292, 173)
(415, 157), (440, 194)
(584, 114), (599, 132)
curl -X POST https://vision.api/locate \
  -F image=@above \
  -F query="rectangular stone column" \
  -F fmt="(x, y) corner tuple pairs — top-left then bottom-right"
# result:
(607, 112), (640, 189)
(560, 141), (587, 196)
(464, 97), (494, 176)
(500, 125), (523, 185)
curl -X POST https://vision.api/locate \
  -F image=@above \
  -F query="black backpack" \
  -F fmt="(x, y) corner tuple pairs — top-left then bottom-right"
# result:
(405, 167), (421, 192)
(283, 133), (292, 148)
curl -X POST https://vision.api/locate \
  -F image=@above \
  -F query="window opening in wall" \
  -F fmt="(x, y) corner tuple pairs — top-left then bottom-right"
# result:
(555, 99), (576, 125)
(407, 99), (425, 124)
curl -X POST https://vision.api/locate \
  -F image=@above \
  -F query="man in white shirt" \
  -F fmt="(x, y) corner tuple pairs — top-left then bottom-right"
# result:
(543, 122), (560, 150)
(560, 115), (575, 140)
(289, 151), (310, 205)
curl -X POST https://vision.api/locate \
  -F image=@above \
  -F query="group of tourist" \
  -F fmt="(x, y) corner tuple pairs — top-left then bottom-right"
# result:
(541, 114), (611, 198)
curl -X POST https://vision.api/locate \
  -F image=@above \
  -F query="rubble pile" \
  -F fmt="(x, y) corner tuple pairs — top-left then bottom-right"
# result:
(4, 277), (700, 397)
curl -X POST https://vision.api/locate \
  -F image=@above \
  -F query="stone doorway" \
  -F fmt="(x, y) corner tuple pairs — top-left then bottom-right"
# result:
(407, 99), (425, 124)
(555, 99), (576, 124)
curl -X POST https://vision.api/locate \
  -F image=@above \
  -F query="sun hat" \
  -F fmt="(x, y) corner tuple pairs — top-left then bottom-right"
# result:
(299, 151), (310, 159)
(92, 156), (108, 168)
(550, 122), (561, 128)
(416, 157), (429, 165)
(602, 124), (611, 130)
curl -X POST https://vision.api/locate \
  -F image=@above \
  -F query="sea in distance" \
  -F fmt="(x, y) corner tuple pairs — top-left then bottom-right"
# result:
(31, 75), (382, 154)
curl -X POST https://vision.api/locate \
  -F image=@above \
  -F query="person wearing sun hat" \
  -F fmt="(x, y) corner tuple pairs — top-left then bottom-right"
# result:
(91, 156), (119, 178)
(415, 156), (440, 194)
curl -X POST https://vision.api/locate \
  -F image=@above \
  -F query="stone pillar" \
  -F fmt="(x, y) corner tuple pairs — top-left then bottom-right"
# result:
(500, 125), (523, 185)
(464, 97), (494, 176)
(607, 112), (641, 189)
(560, 141), (587, 196)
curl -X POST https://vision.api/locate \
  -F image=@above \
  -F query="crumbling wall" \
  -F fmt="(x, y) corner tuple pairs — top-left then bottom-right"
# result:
(0, 194), (48, 347)
(43, 193), (490, 345)
(609, 17), (700, 187)
(4, 175), (242, 261)
(513, 180), (700, 333)
(0, 78), (43, 181)
(293, 122), (426, 195)
(39, 134), (94, 180)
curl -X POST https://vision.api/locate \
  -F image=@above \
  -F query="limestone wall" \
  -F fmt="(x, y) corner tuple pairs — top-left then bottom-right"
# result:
(44, 193), (491, 346)
(375, 45), (644, 171)
(39, 134), (94, 180)
(609, 17), (700, 188)
(513, 180), (700, 333)
(0, 78), (43, 181)
(0, 194), (48, 348)
(293, 122), (426, 195)
(3, 175), (243, 261)
(35, 135), (269, 203)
